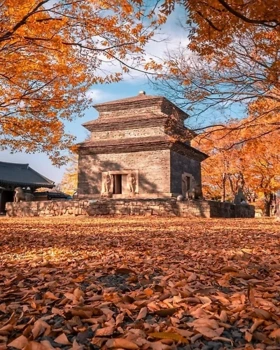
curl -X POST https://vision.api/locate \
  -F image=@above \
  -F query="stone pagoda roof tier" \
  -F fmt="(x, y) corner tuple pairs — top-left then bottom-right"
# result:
(89, 92), (190, 122)
(82, 113), (168, 132)
(83, 92), (196, 141)
(78, 136), (208, 162)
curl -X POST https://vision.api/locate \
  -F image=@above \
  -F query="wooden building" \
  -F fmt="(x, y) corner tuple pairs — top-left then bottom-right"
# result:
(0, 161), (54, 213)
(77, 92), (207, 199)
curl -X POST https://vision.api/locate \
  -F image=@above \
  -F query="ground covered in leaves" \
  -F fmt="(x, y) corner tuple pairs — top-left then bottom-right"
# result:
(0, 217), (280, 350)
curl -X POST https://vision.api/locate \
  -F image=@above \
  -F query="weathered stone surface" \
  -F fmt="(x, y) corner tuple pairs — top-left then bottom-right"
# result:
(78, 150), (171, 196)
(90, 127), (165, 141)
(171, 151), (202, 194)
(5, 199), (255, 218)
(77, 93), (207, 199)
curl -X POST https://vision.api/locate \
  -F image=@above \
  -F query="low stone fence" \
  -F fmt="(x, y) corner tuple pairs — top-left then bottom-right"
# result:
(5, 198), (255, 218)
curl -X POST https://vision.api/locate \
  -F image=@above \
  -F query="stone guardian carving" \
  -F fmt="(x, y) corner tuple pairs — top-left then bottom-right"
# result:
(102, 173), (112, 197)
(14, 187), (34, 202)
(127, 172), (136, 195)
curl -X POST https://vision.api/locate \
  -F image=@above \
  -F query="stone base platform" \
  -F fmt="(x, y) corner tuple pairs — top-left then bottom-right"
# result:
(5, 198), (255, 218)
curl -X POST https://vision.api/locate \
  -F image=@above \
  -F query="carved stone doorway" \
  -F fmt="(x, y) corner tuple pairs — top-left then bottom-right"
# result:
(113, 174), (122, 194)
(101, 170), (138, 197)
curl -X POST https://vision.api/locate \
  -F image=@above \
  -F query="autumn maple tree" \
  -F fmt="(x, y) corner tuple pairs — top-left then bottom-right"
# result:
(193, 121), (280, 215)
(60, 154), (78, 195)
(0, 0), (159, 163)
(152, 0), (280, 142)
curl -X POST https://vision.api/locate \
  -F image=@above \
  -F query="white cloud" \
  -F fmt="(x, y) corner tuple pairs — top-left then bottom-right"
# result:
(85, 4), (191, 83)
(85, 89), (118, 103)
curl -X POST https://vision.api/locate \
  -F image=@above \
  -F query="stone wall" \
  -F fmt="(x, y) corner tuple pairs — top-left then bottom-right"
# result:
(5, 199), (255, 218)
(78, 150), (171, 197)
(170, 151), (202, 195)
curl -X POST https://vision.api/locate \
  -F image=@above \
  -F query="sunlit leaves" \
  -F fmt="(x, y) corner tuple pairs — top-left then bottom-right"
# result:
(0, 0), (158, 163)
(153, 0), (280, 139)
(193, 121), (280, 204)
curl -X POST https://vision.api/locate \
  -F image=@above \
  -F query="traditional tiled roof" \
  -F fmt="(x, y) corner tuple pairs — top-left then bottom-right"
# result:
(0, 161), (55, 188)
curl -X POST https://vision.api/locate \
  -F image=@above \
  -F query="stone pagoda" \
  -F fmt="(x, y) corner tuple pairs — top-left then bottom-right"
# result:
(77, 91), (207, 198)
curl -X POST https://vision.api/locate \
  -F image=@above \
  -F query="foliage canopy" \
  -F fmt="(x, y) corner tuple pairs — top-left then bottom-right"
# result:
(0, 0), (157, 163)
(152, 0), (280, 141)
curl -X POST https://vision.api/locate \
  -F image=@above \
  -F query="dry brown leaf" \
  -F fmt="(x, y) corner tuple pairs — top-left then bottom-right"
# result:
(71, 339), (84, 350)
(154, 285), (164, 293)
(24, 341), (48, 350)
(195, 327), (224, 339)
(106, 338), (139, 349)
(51, 307), (64, 316)
(149, 332), (188, 343)
(212, 336), (233, 344)
(73, 288), (84, 299)
(253, 331), (274, 344)
(64, 292), (75, 301)
(0, 324), (13, 335)
(234, 272), (254, 280)
(245, 331), (253, 342)
(3, 312), (16, 326)
(136, 307), (147, 320)
(198, 296), (212, 304)
(248, 285), (256, 306)
(72, 275), (84, 283)
(54, 333), (71, 345)
(32, 320), (50, 339)
(39, 341), (56, 350)
(91, 337), (107, 347)
(220, 266), (239, 273)
(70, 309), (92, 319)
(269, 328), (280, 340)
(149, 341), (173, 350)
(188, 318), (219, 330)
(115, 268), (136, 275)
(144, 288), (153, 296)
(154, 308), (177, 317)
(115, 313), (124, 326)
(187, 273), (197, 282)
(0, 335), (7, 343)
(176, 329), (193, 338)
(44, 291), (59, 300)
(213, 295), (230, 305)
(250, 318), (264, 333)
(8, 335), (28, 349)
(71, 307), (103, 318)
(95, 326), (115, 337)
(190, 333), (202, 343)
(219, 310), (228, 322)
(252, 308), (272, 320)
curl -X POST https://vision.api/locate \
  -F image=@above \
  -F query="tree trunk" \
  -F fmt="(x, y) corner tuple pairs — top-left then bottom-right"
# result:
(275, 196), (280, 219)
(264, 193), (274, 216)
(264, 200), (271, 216)
(222, 173), (226, 202)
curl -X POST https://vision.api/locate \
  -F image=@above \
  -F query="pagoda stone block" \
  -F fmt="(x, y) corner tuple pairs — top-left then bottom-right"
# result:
(77, 92), (208, 199)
